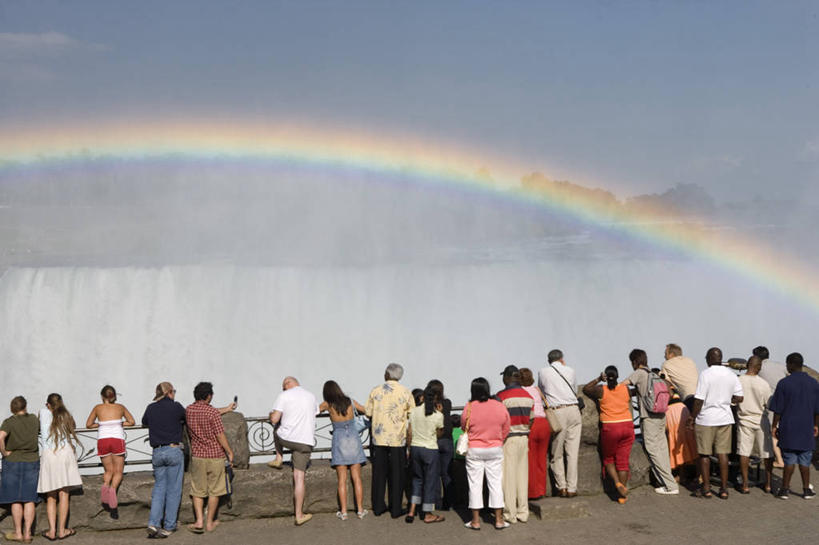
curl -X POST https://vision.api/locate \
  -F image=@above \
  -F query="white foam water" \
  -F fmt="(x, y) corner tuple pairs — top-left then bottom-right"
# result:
(0, 261), (813, 423)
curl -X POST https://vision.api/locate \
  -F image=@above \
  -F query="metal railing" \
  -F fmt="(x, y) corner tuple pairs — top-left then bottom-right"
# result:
(68, 412), (378, 469)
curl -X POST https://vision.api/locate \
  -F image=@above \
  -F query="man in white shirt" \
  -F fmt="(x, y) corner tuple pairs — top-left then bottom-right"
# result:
(688, 348), (744, 499)
(538, 349), (581, 498)
(736, 356), (774, 493)
(269, 376), (319, 525)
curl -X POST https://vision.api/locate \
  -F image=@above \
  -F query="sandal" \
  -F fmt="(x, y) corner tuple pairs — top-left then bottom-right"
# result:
(336, 511), (348, 521)
(423, 515), (445, 523)
(696, 488), (713, 499)
(464, 521), (481, 531)
(495, 521), (511, 530)
(356, 509), (368, 519)
(718, 488), (729, 500)
(58, 529), (76, 540)
(738, 486), (750, 495)
(40, 531), (57, 542)
(404, 514), (414, 524)
(615, 482), (629, 497)
(186, 524), (205, 534)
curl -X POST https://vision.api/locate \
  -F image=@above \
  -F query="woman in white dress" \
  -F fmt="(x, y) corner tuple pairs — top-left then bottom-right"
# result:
(38, 393), (82, 540)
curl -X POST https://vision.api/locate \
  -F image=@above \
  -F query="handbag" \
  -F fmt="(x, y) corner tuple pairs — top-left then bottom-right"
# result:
(538, 388), (563, 434)
(455, 402), (472, 457)
(352, 404), (370, 434)
(551, 364), (584, 412)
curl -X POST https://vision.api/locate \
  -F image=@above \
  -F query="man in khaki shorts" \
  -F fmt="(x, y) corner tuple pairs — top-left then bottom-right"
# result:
(185, 382), (236, 533)
(688, 348), (743, 499)
(736, 356), (774, 493)
(269, 377), (319, 526)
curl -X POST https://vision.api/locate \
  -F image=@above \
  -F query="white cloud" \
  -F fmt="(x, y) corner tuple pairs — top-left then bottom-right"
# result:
(800, 139), (819, 160)
(0, 32), (107, 57)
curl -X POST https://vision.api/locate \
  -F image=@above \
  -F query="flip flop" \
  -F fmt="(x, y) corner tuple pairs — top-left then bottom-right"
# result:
(186, 524), (205, 534)
(495, 521), (511, 530)
(58, 529), (76, 540)
(40, 531), (58, 542)
(464, 522), (481, 531)
(4, 533), (23, 542)
(423, 515), (445, 523)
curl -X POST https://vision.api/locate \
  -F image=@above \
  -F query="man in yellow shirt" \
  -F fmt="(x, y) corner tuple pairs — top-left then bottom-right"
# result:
(366, 363), (413, 518)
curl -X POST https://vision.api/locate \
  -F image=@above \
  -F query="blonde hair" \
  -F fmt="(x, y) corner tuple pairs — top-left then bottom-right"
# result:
(665, 344), (682, 357)
(47, 393), (78, 450)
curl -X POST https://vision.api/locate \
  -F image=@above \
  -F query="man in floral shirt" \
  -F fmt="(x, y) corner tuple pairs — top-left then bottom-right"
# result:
(366, 363), (413, 518)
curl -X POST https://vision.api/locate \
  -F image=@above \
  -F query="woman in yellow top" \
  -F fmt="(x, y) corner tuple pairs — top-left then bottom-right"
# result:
(583, 366), (635, 503)
(405, 385), (445, 524)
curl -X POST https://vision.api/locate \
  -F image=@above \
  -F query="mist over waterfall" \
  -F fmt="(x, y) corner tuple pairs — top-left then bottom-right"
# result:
(0, 160), (816, 421)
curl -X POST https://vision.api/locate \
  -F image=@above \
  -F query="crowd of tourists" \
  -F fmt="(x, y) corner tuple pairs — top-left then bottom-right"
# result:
(0, 345), (817, 541)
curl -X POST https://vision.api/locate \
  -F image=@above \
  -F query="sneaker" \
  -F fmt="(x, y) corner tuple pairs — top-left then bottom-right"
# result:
(776, 488), (790, 500)
(654, 487), (680, 495)
(146, 526), (158, 538)
(803, 488), (816, 500)
(157, 529), (172, 538)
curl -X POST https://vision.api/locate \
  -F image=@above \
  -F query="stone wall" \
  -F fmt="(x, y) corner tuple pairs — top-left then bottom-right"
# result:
(0, 403), (659, 532)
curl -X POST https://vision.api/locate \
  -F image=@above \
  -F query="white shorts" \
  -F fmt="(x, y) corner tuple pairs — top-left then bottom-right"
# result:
(736, 424), (772, 458)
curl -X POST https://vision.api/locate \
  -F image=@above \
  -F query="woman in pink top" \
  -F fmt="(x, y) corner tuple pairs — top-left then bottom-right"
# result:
(461, 377), (510, 531)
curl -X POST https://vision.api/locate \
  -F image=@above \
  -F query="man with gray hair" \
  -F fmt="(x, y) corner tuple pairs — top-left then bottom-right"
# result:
(269, 376), (319, 525)
(366, 363), (414, 518)
(538, 349), (582, 497)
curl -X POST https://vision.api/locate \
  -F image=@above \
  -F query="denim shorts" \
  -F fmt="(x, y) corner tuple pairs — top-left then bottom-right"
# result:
(782, 449), (812, 467)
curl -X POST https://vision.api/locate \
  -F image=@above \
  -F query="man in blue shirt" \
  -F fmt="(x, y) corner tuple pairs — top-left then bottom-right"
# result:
(769, 353), (819, 500)
(142, 382), (186, 537)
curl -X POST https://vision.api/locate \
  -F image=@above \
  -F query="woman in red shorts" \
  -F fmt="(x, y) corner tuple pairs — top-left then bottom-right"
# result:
(583, 366), (635, 503)
(86, 385), (135, 519)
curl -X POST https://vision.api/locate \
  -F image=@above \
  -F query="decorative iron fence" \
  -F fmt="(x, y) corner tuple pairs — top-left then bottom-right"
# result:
(68, 412), (379, 470)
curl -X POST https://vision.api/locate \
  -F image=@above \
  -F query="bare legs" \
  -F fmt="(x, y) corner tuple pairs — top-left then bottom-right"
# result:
(10, 502), (35, 541)
(44, 489), (72, 539)
(699, 454), (729, 493)
(739, 456), (773, 492)
(191, 495), (220, 531)
(293, 468), (306, 519)
(350, 463), (364, 514)
(336, 465), (348, 515)
(469, 508), (503, 529)
(782, 463), (811, 491)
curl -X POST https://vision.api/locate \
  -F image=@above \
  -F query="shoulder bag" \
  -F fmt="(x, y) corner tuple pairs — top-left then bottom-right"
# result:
(551, 364), (585, 412)
(455, 402), (472, 457)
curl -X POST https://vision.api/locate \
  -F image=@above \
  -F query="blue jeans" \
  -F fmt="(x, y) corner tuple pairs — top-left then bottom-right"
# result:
(148, 446), (184, 530)
(410, 446), (440, 512)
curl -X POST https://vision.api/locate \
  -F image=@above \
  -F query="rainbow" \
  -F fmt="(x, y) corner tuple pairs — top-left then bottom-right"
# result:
(0, 119), (817, 312)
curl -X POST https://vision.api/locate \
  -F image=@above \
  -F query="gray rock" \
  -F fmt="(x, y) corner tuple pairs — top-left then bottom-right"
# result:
(528, 498), (590, 520)
(222, 411), (250, 469)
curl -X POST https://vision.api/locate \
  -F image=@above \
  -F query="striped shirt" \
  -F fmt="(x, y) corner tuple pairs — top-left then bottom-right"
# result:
(496, 384), (534, 436)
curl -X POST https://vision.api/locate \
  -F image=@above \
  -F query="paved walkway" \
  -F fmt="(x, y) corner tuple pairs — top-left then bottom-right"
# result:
(54, 483), (818, 544)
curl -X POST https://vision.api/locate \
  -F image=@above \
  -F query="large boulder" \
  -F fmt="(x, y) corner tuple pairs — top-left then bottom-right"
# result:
(222, 411), (250, 469)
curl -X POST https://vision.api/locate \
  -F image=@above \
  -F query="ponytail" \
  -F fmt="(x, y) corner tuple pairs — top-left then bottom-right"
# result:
(604, 366), (619, 390)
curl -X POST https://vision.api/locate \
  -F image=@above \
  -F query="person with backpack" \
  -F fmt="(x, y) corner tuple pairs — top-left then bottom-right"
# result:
(623, 348), (679, 495)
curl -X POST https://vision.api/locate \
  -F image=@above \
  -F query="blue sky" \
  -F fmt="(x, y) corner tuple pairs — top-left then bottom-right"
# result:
(1, 1), (817, 201)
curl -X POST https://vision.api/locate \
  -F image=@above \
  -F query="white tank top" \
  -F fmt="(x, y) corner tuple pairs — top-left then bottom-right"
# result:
(98, 419), (125, 440)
